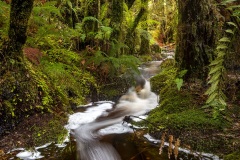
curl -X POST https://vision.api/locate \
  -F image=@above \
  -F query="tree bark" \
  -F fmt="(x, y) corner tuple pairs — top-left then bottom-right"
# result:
(110, 0), (123, 41)
(4, 0), (34, 59)
(125, 0), (148, 54)
(175, 0), (217, 80)
(140, 0), (150, 55)
(0, 0), (34, 135)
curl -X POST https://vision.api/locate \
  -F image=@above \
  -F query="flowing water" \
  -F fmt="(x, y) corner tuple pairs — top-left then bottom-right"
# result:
(8, 60), (221, 160)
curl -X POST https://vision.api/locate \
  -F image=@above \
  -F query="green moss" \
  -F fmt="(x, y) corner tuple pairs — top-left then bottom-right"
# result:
(150, 65), (177, 94)
(99, 77), (130, 101)
(32, 116), (68, 145)
(224, 151), (240, 160)
(146, 63), (230, 154)
(139, 55), (153, 62)
(148, 109), (223, 131)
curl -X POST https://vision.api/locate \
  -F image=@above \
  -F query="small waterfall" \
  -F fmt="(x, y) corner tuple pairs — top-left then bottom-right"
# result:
(66, 61), (163, 160)
(69, 78), (158, 160)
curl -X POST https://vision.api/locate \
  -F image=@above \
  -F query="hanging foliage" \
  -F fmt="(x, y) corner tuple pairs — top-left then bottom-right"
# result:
(205, 0), (240, 118)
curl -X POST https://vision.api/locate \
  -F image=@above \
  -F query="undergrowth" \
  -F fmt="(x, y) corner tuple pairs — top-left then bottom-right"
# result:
(146, 61), (228, 154)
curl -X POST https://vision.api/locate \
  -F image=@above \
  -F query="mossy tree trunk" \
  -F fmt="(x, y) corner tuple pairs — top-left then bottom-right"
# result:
(126, 0), (135, 9)
(125, 0), (148, 54)
(0, 0), (34, 134)
(139, 0), (150, 55)
(1, 0), (34, 60)
(110, 0), (123, 40)
(110, 0), (124, 56)
(175, 0), (217, 81)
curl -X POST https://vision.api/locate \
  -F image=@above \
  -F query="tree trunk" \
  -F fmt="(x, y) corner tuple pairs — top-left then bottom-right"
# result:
(140, 0), (150, 55)
(125, 0), (148, 54)
(126, 0), (135, 9)
(3, 0), (34, 59)
(175, 0), (217, 80)
(0, 0), (34, 134)
(110, 0), (123, 41)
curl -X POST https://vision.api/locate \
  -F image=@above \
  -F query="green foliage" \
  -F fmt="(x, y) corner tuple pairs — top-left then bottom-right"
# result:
(175, 78), (183, 91)
(95, 26), (113, 41)
(26, 61), (54, 109)
(0, 64), (40, 119)
(87, 49), (141, 79)
(148, 64), (224, 133)
(205, 0), (240, 118)
(150, 60), (186, 93)
(147, 62), (227, 154)
(40, 49), (97, 105)
(24, 2), (98, 107)
(27, 1), (80, 49)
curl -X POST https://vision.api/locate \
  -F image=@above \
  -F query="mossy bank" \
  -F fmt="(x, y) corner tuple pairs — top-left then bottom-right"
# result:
(142, 60), (240, 158)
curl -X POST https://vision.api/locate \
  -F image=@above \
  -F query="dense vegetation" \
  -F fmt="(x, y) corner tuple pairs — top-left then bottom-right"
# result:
(0, 0), (240, 159)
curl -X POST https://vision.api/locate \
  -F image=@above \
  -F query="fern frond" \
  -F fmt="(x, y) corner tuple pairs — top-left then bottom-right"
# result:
(219, 37), (231, 43)
(205, 6), (238, 116)
(221, 0), (237, 5)
(216, 44), (228, 50)
(99, 2), (109, 21)
(225, 29), (234, 34)
(82, 16), (102, 25)
(227, 22), (238, 28)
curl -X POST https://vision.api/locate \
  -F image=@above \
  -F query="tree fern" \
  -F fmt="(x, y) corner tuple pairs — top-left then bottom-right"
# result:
(205, 0), (239, 118)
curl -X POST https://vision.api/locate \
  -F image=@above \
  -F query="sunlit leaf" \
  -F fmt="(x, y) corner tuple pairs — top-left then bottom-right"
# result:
(216, 44), (228, 50)
(227, 21), (237, 28)
(209, 58), (224, 66)
(175, 78), (183, 91)
(206, 92), (218, 104)
(209, 65), (223, 75)
(219, 37), (231, 43)
(225, 29), (234, 34)
(208, 71), (221, 84)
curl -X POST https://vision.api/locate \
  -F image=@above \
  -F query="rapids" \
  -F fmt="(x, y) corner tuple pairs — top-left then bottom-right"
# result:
(67, 79), (158, 160)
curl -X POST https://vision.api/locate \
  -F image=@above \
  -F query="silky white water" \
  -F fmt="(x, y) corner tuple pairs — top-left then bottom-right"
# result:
(67, 79), (158, 160)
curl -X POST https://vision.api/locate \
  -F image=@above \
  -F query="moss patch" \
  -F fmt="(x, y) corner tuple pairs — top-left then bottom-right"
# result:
(145, 64), (231, 155)
(148, 109), (223, 132)
(224, 151), (240, 160)
(32, 115), (68, 146)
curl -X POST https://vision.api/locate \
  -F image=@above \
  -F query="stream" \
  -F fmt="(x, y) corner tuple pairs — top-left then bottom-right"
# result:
(8, 60), (221, 160)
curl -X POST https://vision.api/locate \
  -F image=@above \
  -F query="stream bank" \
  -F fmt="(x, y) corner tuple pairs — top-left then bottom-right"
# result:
(1, 53), (240, 159)
(148, 59), (240, 159)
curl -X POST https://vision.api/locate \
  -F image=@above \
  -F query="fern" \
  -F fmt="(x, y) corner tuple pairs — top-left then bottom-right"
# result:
(33, 1), (62, 20)
(95, 26), (113, 41)
(99, 2), (109, 22)
(82, 16), (102, 25)
(205, 0), (239, 118)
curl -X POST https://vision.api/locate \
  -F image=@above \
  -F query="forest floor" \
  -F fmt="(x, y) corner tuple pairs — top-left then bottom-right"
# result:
(0, 113), (67, 159)
(185, 81), (240, 157)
